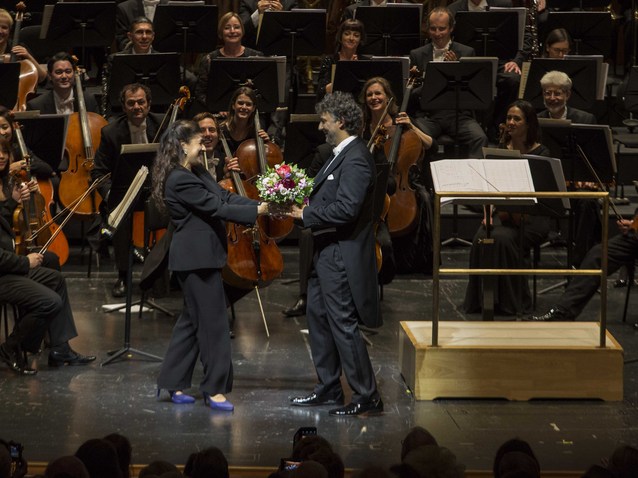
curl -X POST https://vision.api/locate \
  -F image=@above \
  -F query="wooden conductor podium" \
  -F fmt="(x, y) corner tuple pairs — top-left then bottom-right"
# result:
(399, 190), (624, 401)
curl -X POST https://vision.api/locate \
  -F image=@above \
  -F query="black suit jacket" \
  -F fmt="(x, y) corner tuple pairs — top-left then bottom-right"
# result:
(165, 165), (258, 271)
(447, 0), (512, 17)
(26, 90), (100, 115)
(0, 215), (29, 276)
(302, 137), (380, 328)
(91, 113), (163, 204)
(115, 0), (169, 50)
(409, 41), (475, 70)
(538, 107), (596, 125)
(238, 0), (298, 49)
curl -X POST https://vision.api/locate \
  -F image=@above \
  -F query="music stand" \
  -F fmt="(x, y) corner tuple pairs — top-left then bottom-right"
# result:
(420, 61), (494, 156)
(521, 58), (598, 110)
(284, 114), (322, 170)
(102, 146), (162, 366)
(454, 11), (520, 61)
(544, 12), (612, 57)
(332, 59), (405, 106)
(0, 63), (20, 111)
(546, 0), (609, 10)
(153, 4), (218, 82)
(206, 57), (283, 113)
(354, 5), (421, 56)
(41, 2), (115, 66)
(12, 114), (68, 171)
(108, 53), (181, 113)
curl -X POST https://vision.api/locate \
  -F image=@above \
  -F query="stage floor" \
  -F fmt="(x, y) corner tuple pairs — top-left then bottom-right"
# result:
(2, 244), (638, 473)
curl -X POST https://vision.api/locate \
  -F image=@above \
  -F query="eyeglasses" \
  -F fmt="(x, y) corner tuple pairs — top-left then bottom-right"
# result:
(549, 47), (570, 56)
(543, 89), (566, 98)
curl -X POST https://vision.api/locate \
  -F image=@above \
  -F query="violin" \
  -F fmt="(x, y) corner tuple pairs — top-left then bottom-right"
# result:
(383, 72), (424, 238)
(218, 133), (283, 289)
(9, 2), (38, 111)
(58, 56), (108, 216)
(234, 110), (294, 240)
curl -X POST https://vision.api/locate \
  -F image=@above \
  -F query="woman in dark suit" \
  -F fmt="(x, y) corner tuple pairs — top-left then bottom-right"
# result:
(152, 120), (269, 411)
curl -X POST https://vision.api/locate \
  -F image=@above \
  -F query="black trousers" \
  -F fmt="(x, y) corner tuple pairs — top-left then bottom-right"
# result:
(0, 266), (78, 353)
(557, 231), (638, 318)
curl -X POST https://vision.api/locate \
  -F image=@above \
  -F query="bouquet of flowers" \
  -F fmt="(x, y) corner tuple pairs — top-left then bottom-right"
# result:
(256, 162), (314, 207)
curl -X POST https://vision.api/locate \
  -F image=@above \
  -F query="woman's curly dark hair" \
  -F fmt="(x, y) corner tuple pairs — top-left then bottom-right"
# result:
(316, 91), (363, 136)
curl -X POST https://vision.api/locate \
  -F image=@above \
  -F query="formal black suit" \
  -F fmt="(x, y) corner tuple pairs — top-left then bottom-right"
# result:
(0, 213), (78, 355)
(409, 41), (487, 158)
(115, 0), (169, 51)
(91, 113), (162, 273)
(238, 0), (298, 49)
(538, 107), (596, 125)
(447, 0), (512, 17)
(301, 136), (381, 404)
(26, 90), (100, 115)
(157, 164), (258, 395)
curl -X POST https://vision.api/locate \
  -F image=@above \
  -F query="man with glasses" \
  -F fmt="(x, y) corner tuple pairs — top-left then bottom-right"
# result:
(538, 70), (596, 124)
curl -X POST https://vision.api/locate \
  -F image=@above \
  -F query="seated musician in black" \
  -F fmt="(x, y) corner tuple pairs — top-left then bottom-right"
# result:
(463, 100), (550, 316)
(0, 137), (95, 375)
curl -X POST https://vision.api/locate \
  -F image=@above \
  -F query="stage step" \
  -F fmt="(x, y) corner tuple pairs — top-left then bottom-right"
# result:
(399, 321), (624, 401)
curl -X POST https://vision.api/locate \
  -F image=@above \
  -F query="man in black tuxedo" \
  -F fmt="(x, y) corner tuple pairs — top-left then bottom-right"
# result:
(538, 70), (596, 124)
(289, 92), (383, 417)
(26, 52), (99, 115)
(115, 0), (169, 51)
(0, 180), (95, 375)
(238, 0), (298, 49)
(91, 83), (162, 298)
(409, 7), (487, 158)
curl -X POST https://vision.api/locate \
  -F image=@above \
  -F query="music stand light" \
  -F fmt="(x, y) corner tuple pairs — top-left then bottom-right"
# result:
(108, 53), (181, 112)
(206, 58), (282, 113)
(544, 11), (612, 57)
(333, 60), (405, 107)
(355, 5), (422, 56)
(453, 11), (520, 61)
(0, 63), (20, 110)
(522, 58), (598, 110)
(43, 2), (115, 64)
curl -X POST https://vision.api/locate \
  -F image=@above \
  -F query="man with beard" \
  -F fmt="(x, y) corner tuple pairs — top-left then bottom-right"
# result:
(288, 92), (383, 417)
(538, 70), (596, 124)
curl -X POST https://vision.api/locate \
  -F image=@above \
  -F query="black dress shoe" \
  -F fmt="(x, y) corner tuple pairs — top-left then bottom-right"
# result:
(282, 296), (306, 317)
(329, 399), (384, 416)
(111, 279), (126, 298)
(524, 307), (574, 322)
(0, 344), (36, 375)
(290, 392), (343, 407)
(48, 349), (97, 366)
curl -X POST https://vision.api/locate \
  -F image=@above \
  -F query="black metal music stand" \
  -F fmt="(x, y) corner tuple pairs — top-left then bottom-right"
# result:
(206, 57), (283, 113)
(454, 11), (520, 61)
(544, 11), (613, 57)
(42, 2), (115, 66)
(521, 58), (599, 110)
(332, 59), (406, 107)
(108, 53), (181, 113)
(354, 5), (421, 56)
(257, 9), (325, 112)
(0, 63), (20, 112)
(546, 0), (609, 11)
(11, 114), (68, 171)
(101, 147), (163, 366)
(284, 114), (323, 170)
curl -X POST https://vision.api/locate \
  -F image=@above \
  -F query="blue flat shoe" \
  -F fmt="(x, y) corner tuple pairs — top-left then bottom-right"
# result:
(157, 389), (196, 404)
(204, 393), (234, 411)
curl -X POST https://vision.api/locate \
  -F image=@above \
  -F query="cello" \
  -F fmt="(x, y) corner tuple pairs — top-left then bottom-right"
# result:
(218, 133), (283, 290)
(58, 57), (108, 216)
(383, 74), (424, 238)
(9, 2), (38, 111)
(235, 110), (294, 239)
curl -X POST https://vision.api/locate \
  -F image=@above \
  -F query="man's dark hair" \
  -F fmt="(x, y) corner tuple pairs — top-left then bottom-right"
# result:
(315, 91), (363, 136)
(120, 83), (152, 106)
(47, 52), (75, 73)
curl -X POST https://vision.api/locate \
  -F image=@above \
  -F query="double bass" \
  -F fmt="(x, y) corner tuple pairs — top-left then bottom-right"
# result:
(9, 2), (38, 111)
(218, 133), (283, 290)
(58, 57), (108, 216)
(235, 111), (294, 239)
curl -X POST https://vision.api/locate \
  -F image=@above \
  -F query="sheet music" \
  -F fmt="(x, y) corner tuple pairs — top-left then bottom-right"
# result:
(40, 5), (54, 40)
(518, 61), (531, 99)
(431, 159), (536, 205)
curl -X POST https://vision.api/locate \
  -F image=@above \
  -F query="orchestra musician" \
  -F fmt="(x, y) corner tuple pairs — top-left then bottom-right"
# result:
(409, 7), (487, 158)
(115, 0), (167, 51)
(463, 100), (550, 316)
(0, 136), (95, 375)
(91, 83), (162, 298)
(542, 28), (572, 59)
(153, 120), (271, 410)
(194, 12), (264, 108)
(0, 8), (46, 83)
(288, 92), (383, 417)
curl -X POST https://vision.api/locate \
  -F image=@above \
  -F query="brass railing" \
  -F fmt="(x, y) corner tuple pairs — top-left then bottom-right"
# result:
(432, 191), (611, 348)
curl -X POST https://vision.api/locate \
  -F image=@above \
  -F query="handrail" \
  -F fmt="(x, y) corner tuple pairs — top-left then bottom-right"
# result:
(432, 191), (610, 349)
